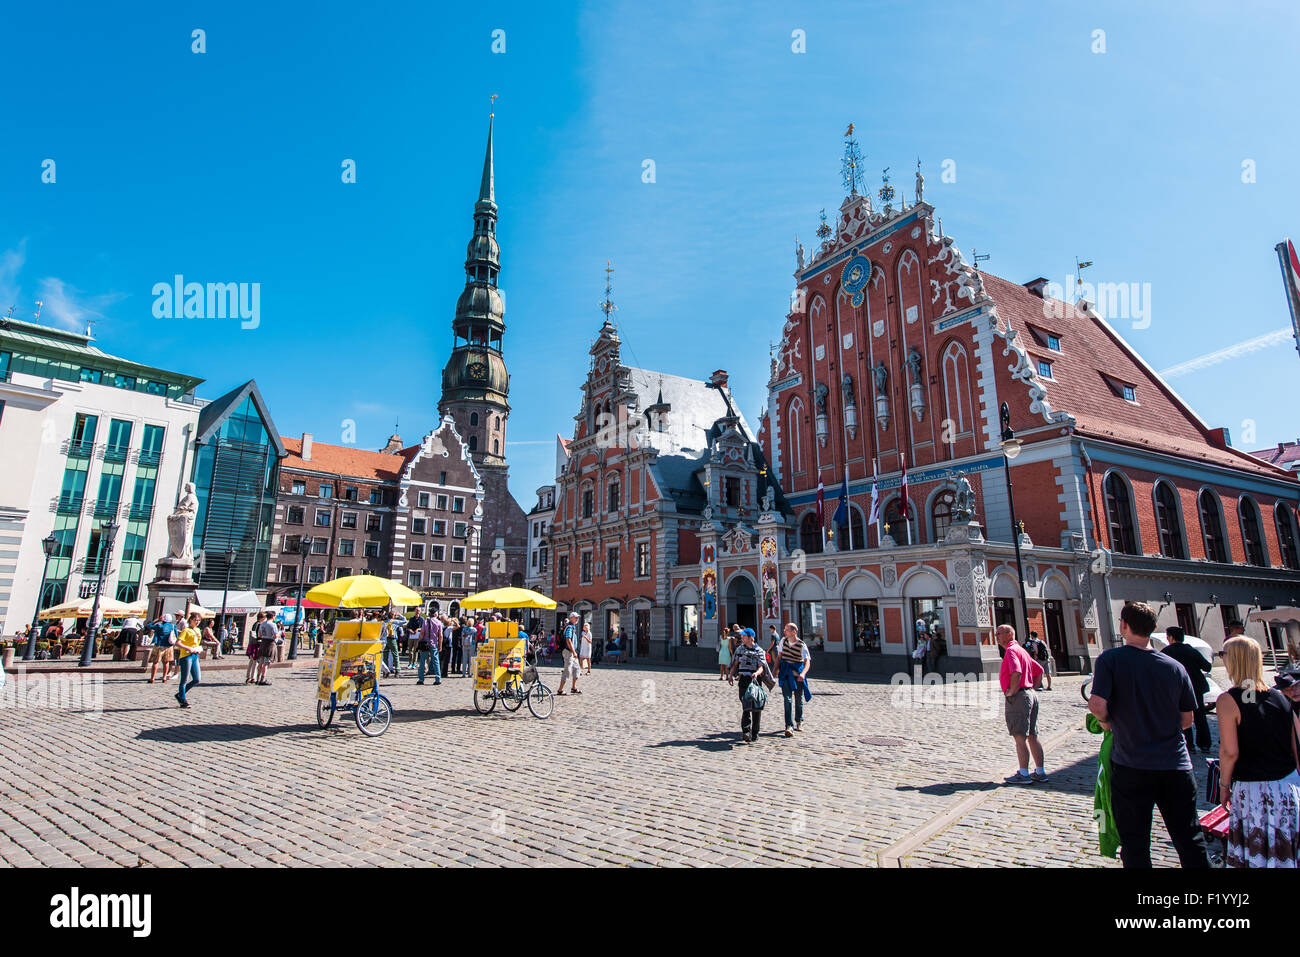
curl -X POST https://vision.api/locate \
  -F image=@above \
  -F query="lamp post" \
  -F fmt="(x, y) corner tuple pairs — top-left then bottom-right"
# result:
(219, 547), (238, 649)
(25, 533), (59, 660)
(999, 402), (1031, 642)
(80, 519), (119, 668)
(289, 535), (313, 660)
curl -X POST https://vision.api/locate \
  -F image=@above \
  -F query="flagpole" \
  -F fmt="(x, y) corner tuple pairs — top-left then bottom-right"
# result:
(1274, 240), (1300, 361)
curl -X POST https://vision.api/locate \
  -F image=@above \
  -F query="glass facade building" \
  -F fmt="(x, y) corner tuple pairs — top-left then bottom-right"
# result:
(191, 381), (285, 591)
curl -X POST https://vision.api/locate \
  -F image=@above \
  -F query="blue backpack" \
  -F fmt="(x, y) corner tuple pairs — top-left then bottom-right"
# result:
(155, 621), (175, 646)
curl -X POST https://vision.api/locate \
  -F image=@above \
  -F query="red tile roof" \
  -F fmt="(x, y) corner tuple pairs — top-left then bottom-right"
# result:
(281, 437), (404, 483)
(983, 273), (1295, 481)
(1250, 442), (1300, 468)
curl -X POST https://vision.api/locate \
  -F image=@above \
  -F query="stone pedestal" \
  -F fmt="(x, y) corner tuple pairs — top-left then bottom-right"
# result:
(944, 521), (984, 546)
(144, 556), (197, 622)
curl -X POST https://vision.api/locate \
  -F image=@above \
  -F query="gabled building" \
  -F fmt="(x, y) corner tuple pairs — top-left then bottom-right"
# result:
(547, 307), (788, 662)
(729, 152), (1300, 673)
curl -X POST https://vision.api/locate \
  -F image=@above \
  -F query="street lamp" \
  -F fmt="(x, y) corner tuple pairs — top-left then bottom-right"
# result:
(999, 402), (1031, 643)
(219, 547), (238, 649)
(289, 535), (313, 660)
(24, 533), (59, 660)
(79, 520), (119, 668)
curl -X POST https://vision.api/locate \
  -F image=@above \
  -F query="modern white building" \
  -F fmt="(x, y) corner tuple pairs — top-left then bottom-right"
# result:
(0, 319), (203, 635)
(523, 435), (568, 633)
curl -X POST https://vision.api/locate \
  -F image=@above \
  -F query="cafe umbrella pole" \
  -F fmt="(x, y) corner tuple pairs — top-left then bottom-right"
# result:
(79, 520), (119, 668)
(24, 533), (58, 661)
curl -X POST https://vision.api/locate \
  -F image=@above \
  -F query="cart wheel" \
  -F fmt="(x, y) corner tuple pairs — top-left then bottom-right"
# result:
(316, 697), (336, 729)
(356, 693), (392, 737)
(502, 677), (525, 712)
(528, 683), (555, 719)
(473, 687), (497, 715)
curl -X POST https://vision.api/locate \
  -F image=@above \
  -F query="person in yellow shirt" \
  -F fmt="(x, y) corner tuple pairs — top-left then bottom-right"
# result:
(174, 612), (203, 708)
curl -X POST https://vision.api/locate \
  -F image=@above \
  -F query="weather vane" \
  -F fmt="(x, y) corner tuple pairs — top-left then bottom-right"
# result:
(600, 260), (617, 322)
(490, 93), (497, 117)
(816, 208), (833, 242)
(877, 167), (895, 208)
(841, 124), (864, 196)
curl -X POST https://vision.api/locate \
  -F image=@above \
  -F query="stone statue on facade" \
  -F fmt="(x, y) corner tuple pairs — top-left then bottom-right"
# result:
(915, 160), (924, 204)
(873, 361), (888, 396)
(814, 381), (829, 413)
(761, 486), (776, 513)
(166, 482), (199, 561)
(796, 238), (805, 271)
(906, 348), (924, 385)
(953, 477), (976, 523)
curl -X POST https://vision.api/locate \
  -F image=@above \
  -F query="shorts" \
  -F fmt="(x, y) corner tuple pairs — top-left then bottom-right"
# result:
(149, 646), (174, 663)
(257, 654), (273, 664)
(1004, 689), (1040, 737)
(561, 649), (580, 679)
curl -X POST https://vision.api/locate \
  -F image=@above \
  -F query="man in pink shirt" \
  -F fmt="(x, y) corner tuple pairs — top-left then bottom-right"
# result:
(996, 624), (1046, 785)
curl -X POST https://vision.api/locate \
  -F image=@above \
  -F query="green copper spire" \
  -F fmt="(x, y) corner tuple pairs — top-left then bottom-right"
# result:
(478, 114), (495, 209)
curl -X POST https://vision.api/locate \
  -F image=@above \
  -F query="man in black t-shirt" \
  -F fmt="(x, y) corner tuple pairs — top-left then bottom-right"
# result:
(1089, 602), (1208, 869)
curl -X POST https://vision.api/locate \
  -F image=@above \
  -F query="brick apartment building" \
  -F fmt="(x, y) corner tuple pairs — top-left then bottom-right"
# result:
(267, 418), (485, 615)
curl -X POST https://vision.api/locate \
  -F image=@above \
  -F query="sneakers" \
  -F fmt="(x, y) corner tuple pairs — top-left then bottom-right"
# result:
(741, 732), (750, 743)
(784, 728), (794, 737)
(1030, 770), (1049, 783)
(1004, 772), (1034, 785)
(794, 722), (804, 732)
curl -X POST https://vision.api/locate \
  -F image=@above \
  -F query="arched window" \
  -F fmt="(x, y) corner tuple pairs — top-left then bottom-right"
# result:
(1153, 481), (1186, 559)
(468, 434), (478, 452)
(1103, 472), (1138, 555)
(1238, 496), (1268, 566)
(940, 342), (972, 444)
(799, 512), (823, 554)
(835, 504), (865, 551)
(492, 439), (499, 455)
(883, 498), (914, 546)
(787, 398), (804, 476)
(607, 476), (621, 512)
(470, 412), (479, 427)
(581, 486), (594, 519)
(1199, 489), (1229, 562)
(931, 489), (955, 542)
(1275, 503), (1300, 570)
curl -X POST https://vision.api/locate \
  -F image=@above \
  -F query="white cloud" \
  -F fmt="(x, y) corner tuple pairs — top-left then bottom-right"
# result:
(35, 276), (127, 333)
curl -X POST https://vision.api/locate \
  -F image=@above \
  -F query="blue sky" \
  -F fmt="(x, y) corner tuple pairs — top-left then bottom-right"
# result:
(4, 1), (1299, 502)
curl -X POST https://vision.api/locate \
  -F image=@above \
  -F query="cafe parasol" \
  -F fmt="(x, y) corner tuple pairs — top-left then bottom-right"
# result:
(38, 596), (132, 620)
(303, 574), (423, 609)
(460, 586), (557, 610)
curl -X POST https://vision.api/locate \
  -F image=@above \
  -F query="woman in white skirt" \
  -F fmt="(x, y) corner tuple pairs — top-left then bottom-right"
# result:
(579, 622), (593, 674)
(1216, 637), (1300, 868)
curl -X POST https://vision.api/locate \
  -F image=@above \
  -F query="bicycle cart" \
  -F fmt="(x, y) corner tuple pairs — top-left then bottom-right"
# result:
(472, 641), (554, 718)
(460, 589), (558, 720)
(315, 622), (393, 737)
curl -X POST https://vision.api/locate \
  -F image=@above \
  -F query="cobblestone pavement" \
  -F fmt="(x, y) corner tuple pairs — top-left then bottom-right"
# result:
(0, 662), (1223, 867)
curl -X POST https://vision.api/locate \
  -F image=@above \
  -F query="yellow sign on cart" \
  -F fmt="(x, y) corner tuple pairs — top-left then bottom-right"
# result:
(316, 621), (383, 702)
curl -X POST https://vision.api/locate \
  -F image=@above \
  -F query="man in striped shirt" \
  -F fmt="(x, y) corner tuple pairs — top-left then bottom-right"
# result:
(775, 622), (811, 736)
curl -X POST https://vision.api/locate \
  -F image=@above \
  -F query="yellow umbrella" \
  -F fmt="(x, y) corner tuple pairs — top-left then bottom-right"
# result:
(460, 586), (556, 610)
(186, 602), (217, 618)
(304, 574), (423, 609)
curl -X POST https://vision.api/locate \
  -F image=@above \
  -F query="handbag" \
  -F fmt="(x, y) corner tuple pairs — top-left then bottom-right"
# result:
(743, 677), (769, 711)
(1205, 758), (1220, 803)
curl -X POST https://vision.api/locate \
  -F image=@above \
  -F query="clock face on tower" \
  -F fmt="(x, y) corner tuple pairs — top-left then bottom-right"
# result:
(468, 361), (488, 380)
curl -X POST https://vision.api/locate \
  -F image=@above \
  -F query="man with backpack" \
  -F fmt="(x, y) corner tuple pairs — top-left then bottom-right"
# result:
(147, 615), (177, 683)
(1026, 630), (1053, 690)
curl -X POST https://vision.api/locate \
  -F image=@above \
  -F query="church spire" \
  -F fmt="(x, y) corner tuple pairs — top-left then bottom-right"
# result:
(478, 112), (495, 209)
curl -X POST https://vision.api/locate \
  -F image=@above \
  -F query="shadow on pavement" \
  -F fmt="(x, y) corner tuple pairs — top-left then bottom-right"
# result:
(895, 780), (998, 796)
(645, 732), (738, 753)
(390, 708), (477, 723)
(137, 723), (319, 742)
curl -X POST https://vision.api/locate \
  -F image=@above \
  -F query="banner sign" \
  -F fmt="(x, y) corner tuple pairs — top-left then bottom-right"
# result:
(701, 543), (717, 620)
(760, 535), (780, 624)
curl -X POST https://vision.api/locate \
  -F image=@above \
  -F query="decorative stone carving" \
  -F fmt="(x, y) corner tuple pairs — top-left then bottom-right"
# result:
(760, 486), (775, 513)
(842, 373), (858, 439)
(826, 568), (839, 590)
(722, 525), (754, 555)
(882, 564), (897, 588)
(954, 558), (976, 625)
(873, 361), (891, 432)
(814, 381), (829, 447)
(167, 482), (199, 561)
(972, 560), (991, 626)
(907, 348), (926, 422)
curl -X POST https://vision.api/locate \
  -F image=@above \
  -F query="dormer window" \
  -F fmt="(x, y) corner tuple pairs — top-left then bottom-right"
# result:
(1047, 335), (1061, 351)
(1037, 360), (1054, 379)
(1122, 385), (1136, 403)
